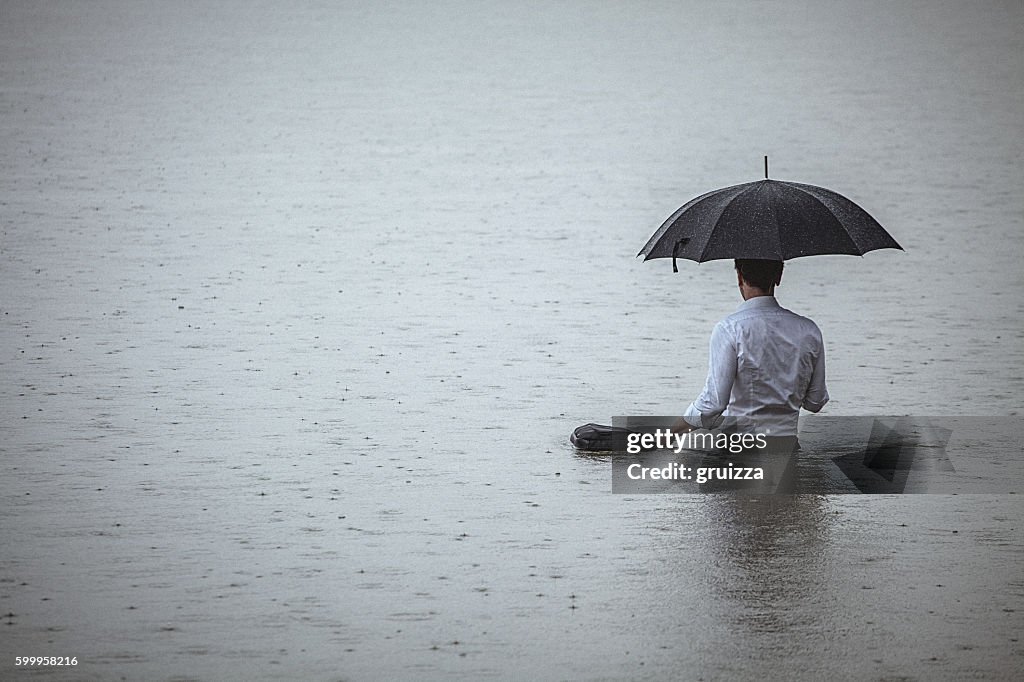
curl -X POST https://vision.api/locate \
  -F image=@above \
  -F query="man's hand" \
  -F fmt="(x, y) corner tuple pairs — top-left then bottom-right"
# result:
(671, 416), (696, 435)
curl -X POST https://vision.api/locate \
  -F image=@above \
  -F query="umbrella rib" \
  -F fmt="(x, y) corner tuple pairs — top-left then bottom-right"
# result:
(639, 186), (736, 258)
(695, 183), (758, 262)
(763, 182), (785, 260)
(785, 183), (864, 254)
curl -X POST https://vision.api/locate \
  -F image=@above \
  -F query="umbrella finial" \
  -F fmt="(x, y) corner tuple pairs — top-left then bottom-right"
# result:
(764, 155), (769, 179)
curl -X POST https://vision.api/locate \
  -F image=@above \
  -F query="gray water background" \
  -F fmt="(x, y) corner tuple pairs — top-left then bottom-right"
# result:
(2, 1), (1022, 679)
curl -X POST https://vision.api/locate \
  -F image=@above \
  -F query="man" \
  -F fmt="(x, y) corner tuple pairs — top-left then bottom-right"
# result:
(673, 259), (828, 442)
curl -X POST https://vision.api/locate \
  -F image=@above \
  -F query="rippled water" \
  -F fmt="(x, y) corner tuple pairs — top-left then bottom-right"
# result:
(2, 1), (1022, 679)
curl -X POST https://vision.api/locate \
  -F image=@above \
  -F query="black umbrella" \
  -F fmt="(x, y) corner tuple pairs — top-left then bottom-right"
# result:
(639, 159), (902, 271)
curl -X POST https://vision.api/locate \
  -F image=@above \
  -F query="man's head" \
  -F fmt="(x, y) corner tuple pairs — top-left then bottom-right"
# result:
(734, 259), (783, 298)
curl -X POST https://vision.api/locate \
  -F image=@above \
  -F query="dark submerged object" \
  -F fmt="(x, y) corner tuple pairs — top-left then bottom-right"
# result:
(570, 423), (634, 451)
(639, 167), (903, 270)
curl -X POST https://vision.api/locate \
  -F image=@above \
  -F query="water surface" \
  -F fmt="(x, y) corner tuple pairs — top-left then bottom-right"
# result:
(1, 1), (1022, 679)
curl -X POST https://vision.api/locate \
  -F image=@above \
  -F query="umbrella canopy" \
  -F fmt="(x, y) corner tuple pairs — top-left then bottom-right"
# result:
(639, 177), (902, 271)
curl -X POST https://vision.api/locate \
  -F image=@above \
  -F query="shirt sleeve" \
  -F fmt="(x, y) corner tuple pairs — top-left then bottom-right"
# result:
(801, 334), (829, 412)
(684, 321), (736, 429)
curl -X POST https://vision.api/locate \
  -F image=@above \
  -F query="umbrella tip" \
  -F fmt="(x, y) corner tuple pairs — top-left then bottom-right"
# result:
(764, 155), (768, 179)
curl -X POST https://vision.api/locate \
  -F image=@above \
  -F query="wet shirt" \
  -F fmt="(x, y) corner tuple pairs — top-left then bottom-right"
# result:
(683, 296), (828, 437)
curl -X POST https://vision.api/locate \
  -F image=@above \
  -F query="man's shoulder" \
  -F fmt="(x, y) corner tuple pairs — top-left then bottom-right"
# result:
(778, 305), (821, 326)
(723, 303), (823, 335)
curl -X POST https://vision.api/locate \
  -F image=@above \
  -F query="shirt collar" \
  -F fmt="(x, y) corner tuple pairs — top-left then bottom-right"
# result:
(737, 295), (780, 312)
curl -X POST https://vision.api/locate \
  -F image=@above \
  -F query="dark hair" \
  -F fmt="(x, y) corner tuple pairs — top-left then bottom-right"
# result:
(734, 259), (784, 291)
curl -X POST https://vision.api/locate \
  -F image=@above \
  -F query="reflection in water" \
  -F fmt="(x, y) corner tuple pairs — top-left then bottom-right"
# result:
(702, 494), (831, 636)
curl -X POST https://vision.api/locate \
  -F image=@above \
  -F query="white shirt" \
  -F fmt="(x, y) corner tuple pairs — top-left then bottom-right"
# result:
(684, 296), (828, 437)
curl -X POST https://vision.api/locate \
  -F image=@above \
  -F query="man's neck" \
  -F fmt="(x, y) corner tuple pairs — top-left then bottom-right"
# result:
(740, 288), (774, 301)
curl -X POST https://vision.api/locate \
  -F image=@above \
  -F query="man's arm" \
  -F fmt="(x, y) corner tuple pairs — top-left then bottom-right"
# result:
(677, 322), (736, 430)
(802, 339), (829, 412)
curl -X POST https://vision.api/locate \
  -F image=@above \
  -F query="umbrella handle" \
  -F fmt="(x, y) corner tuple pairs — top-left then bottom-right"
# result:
(672, 238), (690, 272)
